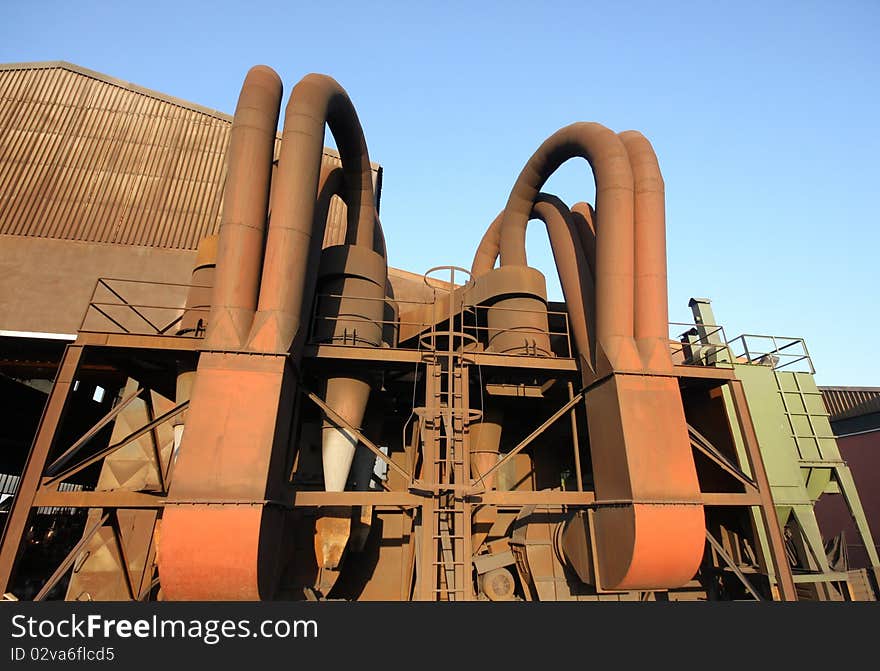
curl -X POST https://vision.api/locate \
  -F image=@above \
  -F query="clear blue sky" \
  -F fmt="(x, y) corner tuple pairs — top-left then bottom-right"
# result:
(3, 1), (877, 385)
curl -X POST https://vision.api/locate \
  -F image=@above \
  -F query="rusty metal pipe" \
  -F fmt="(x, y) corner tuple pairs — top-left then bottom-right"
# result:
(471, 194), (595, 365)
(311, 163), (391, 495)
(618, 131), (672, 371)
(570, 201), (596, 281)
(205, 66), (281, 349)
(247, 74), (377, 354)
(160, 71), (387, 600)
(498, 122), (635, 369)
(476, 124), (703, 591)
(471, 210), (503, 278)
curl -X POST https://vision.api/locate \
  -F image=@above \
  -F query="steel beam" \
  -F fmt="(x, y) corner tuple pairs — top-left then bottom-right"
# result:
(0, 344), (84, 593)
(33, 490), (165, 508)
(727, 379), (798, 601)
(473, 391), (584, 488)
(43, 401), (188, 485)
(292, 491), (420, 507)
(34, 512), (109, 601)
(705, 529), (763, 600)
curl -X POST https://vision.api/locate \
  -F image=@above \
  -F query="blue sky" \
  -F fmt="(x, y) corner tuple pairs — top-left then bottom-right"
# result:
(3, 1), (877, 385)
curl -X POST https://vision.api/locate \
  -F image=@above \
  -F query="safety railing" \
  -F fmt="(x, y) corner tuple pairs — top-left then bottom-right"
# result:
(727, 334), (815, 374)
(78, 278), (210, 338)
(669, 322), (815, 374)
(669, 322), (735, 367)
(308, 291), (573, 358)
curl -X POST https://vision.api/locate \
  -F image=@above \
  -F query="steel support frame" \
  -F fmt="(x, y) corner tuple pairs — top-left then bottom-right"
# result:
(0, 334), (194, 598)
(0, 344), (85, 593)
(726, 379), (798, 601)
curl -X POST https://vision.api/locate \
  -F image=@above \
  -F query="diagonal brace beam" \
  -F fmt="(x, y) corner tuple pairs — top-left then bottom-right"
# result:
(705, 529), (763, 601)
(35, 513), (110, 601)
(43, 401), (188, 486)
(688, 423), (758, 490)
(47, 386), (144, 474)
(471, 391), (584, 490)
(306, 390), (413, 483)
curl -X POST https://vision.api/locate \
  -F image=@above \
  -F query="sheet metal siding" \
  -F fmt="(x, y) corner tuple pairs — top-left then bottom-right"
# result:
(820, 387), (880, 422)
(0, 65), (230, 249)
(0, 63), (378, 252)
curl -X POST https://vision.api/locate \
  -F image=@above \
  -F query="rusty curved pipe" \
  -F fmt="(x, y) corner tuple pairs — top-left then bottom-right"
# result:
(247, 73), (378, 354)
(315, 164), (388, 260)
(160, 66), (287, 601)
(618, 131), (672, 370)
(570, 201), (596, 281)
(470, 194), (595, 365)
(160, 71), (388, 599)
(470, 209), (503, 278)
(481, 124), (702, 590)
(205, 65), (282, 349)
(498, 122), (635, 366)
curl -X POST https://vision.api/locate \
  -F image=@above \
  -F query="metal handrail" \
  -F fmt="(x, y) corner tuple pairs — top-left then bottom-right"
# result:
(727, 334), (815, 374)
(78, 277), (211, 338)
(309, 291), (573, 358)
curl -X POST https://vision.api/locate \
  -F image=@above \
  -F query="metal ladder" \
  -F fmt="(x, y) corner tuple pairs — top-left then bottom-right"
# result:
(416, 267), (477, 600)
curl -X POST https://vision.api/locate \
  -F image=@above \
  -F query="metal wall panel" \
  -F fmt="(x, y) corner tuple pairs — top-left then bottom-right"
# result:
(820, 387), (880, 422)
(0, 62), (381, 252)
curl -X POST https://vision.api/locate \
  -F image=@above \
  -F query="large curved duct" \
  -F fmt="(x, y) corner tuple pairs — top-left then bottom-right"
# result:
(159, 69), (389, 599)
(570, 201), (596, 282)
(470, 194), (595, 366)
(160, 66), (288, 600)
(498, 122), (637, 370)
(247, 74), (378, 354)
(618, 131), (672, 371)
(475, 122), (703, 590)
(205, 66), (282, 350)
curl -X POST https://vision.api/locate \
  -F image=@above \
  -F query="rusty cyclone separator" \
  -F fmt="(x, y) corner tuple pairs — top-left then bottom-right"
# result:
(471, 193), (596, 369)
(158, 67), (388, 599)
(472, 123), (703, 589)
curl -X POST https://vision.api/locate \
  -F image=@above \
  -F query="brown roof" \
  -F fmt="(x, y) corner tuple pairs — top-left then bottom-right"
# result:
(820, 386), (880, 422)
(0, 61), (380, 251)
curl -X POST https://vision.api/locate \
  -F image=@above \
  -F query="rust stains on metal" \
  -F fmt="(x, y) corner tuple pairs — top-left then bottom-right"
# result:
(206, 65), (282, 350)
(471, 122), (703, 589)
(3, 62), (846, 604)
(159, 68), (387, 600)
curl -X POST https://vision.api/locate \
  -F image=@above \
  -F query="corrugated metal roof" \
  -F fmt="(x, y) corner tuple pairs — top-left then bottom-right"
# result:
(820, 386), (880, 422)
(0, 61), (380, 251)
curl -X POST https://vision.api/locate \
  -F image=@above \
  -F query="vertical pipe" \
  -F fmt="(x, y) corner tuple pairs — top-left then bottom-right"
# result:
(570, 201), (596, 282)
(205, 66), (282, 349)
(247, 74), (376, 354)
(618, 131), (671, 370)
(496, 122), (636, 369)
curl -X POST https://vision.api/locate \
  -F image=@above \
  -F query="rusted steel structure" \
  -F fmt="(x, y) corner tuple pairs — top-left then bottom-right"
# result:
(0, 63), (876, 602)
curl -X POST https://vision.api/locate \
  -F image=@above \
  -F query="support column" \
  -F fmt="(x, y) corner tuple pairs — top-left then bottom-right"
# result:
(728, 379), (798, 601)
(0, 344), (84, 593)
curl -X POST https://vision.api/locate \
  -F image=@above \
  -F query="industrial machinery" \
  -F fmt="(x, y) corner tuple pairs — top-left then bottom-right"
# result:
(0, 65), (876, 602)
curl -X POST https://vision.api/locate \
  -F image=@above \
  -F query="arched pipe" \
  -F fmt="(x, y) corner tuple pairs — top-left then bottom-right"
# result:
(474, 123), (703, 590)
(205, 65), (282, 349)
(161, 70), (389, 599)
(498, 123), (635, 366)
(470, 194), (595, 367)
(247, 74), (378, 354)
